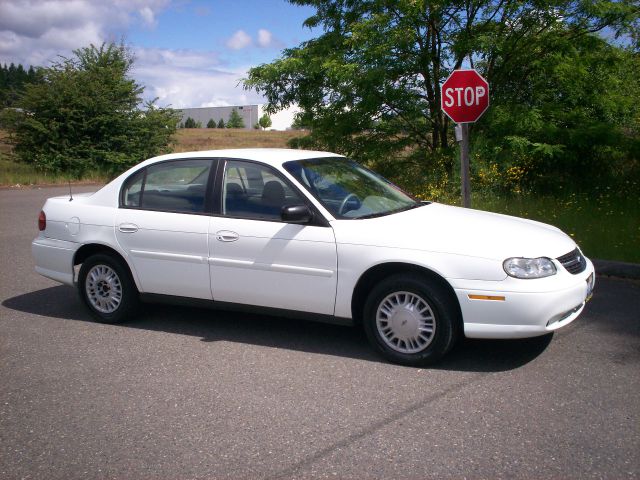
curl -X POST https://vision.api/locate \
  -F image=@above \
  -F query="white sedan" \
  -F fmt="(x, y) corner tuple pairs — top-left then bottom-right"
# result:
(32, 149), (595, 365)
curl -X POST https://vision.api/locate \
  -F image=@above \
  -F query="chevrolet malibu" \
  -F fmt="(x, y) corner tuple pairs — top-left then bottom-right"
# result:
(32, 149), (595, 365)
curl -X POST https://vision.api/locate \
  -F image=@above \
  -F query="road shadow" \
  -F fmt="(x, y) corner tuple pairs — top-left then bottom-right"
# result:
(3, 285), (554, 372)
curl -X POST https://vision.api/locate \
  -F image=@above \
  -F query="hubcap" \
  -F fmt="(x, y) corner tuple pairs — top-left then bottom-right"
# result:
(376, 291), (436, 354)
(85, 265), (122, 314)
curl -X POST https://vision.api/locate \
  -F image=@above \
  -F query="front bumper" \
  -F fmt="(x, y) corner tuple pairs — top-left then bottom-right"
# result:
(454, 259), (595, 339)
(32, 236), (79, 286)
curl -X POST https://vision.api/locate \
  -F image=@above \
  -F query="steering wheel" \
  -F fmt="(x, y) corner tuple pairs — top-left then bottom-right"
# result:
(338, 193), (360, 216)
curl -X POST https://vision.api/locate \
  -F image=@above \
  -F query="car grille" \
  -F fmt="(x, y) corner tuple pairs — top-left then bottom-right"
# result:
(557, 248), (587, 275)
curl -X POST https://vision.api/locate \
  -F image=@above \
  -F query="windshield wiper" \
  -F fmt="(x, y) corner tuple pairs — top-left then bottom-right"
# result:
(355, 202), (423, 220)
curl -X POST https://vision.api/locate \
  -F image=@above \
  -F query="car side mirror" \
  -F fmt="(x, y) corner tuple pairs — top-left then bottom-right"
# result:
(281, 204), (313, 224)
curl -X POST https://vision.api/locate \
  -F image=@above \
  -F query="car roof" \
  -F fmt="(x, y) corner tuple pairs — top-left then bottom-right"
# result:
(144, 148), (344, 168)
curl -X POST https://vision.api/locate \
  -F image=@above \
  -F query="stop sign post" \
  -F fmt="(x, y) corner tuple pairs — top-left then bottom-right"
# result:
(440, 69), (489, 207)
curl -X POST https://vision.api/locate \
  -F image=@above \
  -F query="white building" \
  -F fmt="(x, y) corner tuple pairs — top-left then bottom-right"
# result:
(178, 104), (299, 131)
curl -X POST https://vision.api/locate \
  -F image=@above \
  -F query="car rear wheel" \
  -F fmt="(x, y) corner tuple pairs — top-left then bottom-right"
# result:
(363, 274), (459, 366)
(78, 253), (139, 323)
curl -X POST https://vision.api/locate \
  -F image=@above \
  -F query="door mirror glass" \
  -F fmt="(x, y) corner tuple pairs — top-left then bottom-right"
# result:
(281, 204), (313, 224)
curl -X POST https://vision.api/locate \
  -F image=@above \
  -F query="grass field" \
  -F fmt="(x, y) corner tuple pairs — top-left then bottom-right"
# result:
(172, 128), (307, 152)
(473, 193), (639, 264)
(1, 128), (637, 262)
(0, 129), (307, 186)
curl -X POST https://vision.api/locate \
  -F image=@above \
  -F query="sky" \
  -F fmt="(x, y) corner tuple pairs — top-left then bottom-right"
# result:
(0, 0), (321, 108)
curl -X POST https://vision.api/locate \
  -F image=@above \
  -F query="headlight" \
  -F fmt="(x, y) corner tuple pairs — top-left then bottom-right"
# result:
(503, 257), (557, 279)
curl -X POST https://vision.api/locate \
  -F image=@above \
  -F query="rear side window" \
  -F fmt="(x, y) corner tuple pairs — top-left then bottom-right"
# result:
(122, 170), (145, 207)
(121, 160), (212, 213)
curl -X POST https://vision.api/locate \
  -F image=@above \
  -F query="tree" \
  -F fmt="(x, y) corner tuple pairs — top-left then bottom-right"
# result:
(258, 113), (272, 130)
(217, 118), (225, 128)
(184, 117), (197, 128)
(291, 113), (309, 130)
(0, 62), (42, 108)
(245, 0), (639, 182)
(226, 108), (245, 128)
(207, 118), (217, 128)
(5, 43), (180, 176)
(473, 36), (640, 193)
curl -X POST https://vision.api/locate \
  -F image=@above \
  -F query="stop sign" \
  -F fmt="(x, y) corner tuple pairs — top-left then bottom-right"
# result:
(440, 69), (489, 123)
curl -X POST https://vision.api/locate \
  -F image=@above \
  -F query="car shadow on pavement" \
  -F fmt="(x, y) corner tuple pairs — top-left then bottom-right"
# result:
(4, 285), (553, 372)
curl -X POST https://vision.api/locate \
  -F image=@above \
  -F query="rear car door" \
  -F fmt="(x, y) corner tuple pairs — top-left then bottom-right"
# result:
(116, 159), (215, 300)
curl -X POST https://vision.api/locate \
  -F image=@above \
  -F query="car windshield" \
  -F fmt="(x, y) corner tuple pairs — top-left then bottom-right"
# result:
(283, 157), (422, 219)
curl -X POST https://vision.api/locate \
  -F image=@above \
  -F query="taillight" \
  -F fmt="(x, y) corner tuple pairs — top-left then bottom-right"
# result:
(38, 210), (46, 231)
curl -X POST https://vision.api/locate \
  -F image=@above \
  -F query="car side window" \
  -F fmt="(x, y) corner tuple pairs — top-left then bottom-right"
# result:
(121, 160), (212, 214)
(222, 160), (304, 221)
(122, 170), (145, 207)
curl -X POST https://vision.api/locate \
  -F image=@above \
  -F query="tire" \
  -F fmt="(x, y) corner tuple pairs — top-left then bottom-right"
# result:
(78, 253), (139, 323)
(363, 274), (460, 366)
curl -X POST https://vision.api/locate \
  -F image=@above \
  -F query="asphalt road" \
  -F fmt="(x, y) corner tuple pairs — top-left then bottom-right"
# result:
(1, 186), (639, 480)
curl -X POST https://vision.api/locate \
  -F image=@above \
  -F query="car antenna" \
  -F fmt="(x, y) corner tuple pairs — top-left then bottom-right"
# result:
(68, 179), (73, 202)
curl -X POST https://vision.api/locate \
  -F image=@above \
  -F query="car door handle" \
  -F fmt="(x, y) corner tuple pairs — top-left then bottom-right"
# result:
(215, 230), (239, 242)
(118, 223), (139, 233)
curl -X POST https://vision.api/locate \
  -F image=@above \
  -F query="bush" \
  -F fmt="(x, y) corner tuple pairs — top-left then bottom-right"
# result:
(5, 43), (180, 177)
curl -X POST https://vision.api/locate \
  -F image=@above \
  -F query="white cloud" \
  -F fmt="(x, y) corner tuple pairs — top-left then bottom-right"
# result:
(138, 7), (157, 28)
(0, 1), (102, 39)
(0, 1), (270, 108)
(0, 0), (170, 65)
(226, 30), (252, 50)
(225, 28), (282, 51)
(257, 28), (284, 49)
(257, 29), (272, 47)
(134, 47), (219, 70)
(132, 47), (264, 108)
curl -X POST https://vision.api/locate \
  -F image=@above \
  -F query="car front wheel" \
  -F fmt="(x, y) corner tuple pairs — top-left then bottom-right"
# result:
(363, 274), (459, 366)
(78, 253), (139, 323)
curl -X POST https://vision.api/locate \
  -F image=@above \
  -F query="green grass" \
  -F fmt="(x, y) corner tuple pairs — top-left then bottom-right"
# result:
(0, 154), (108, 186)
(465, 192), (640, 263)
(0, 130), (107, 186)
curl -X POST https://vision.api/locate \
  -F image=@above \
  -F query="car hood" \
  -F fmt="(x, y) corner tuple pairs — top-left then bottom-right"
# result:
(331, 202), (577, 261)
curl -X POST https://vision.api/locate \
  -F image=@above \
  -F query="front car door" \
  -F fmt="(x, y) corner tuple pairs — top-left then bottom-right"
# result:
(116, 158), (215, 300)
(208, 159), (337, 315)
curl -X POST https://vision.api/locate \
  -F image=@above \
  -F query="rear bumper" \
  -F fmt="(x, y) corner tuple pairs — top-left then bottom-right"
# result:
(455, 262), (595, 339)
(32, 237), (79, 286)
